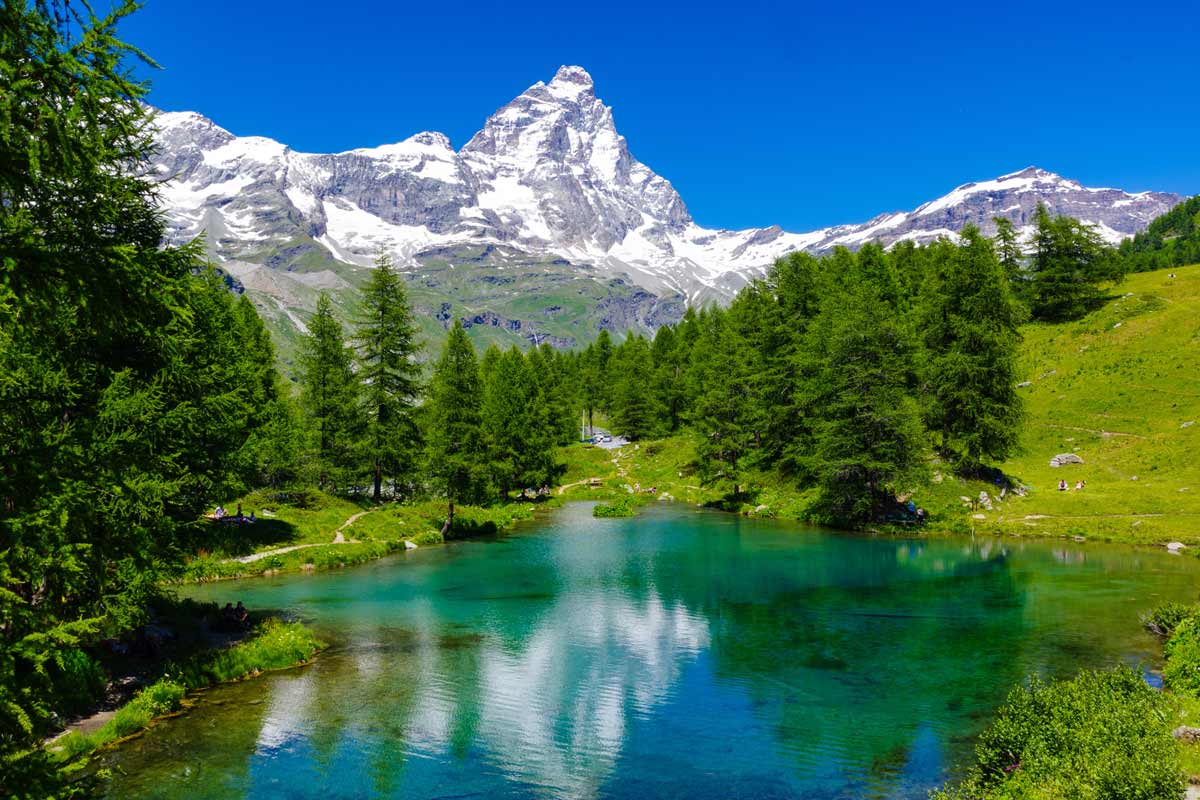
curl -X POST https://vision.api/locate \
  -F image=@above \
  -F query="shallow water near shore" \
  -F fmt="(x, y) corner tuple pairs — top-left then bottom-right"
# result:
(99, 502), (1200, 799)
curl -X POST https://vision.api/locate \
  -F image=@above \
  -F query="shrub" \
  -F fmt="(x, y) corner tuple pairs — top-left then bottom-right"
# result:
(241, 486), (330, 511)
(932, 667), (1182, 800)
(593, 497), (636, 518)
(411, 530), (443, 546)
(1145, 601), (1195, 636)
(1165, 617), (1200, 696)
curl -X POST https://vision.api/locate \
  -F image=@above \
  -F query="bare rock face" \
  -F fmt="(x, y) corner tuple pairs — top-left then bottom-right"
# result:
(1049, 454), (1085, 467)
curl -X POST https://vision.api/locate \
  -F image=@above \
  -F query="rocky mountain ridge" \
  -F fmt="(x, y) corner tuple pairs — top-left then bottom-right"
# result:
(147, 65), (1185, 357)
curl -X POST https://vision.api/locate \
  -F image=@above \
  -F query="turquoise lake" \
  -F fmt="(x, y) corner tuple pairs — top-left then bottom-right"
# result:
(99, 502), (1200, 799)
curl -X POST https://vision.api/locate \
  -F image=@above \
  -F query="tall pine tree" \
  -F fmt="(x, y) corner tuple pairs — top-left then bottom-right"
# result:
(299, 293), (361, 490)
(1028, 203), (1121, 320)
(799, 255), (926, 521)
(610, 336), (663, 441)
(354, 255), (421, 502)
(921, 226), (1024, 471)
(425, 320), (487, 534)
(0, 1), (282, 785)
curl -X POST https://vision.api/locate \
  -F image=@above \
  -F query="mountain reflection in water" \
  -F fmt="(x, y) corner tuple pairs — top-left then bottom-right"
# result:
(100, 503), (1200, 800)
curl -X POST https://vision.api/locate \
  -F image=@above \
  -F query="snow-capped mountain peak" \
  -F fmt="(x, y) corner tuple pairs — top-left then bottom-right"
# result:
(147, 66), (1185, 306)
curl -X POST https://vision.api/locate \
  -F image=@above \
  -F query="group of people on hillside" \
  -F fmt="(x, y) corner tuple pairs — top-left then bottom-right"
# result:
(1058, 479), (1086, 492)
(209, 503), (256, 524)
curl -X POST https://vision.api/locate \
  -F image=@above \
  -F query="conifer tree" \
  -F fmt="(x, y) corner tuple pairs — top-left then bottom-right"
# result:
(651, 325), (688, 432)
(759, 252), (823, 469)
(579, 342), (602, 435)
(481, 347), (528, 495)
(299, 293), (362, 490)
(1028, 203), (1121, 320)
(530, 344), (577, 447)
(425, 320), (487, 534)
(0, 1), (281, 783)
(354, 255), (422, 502)
(993, 216), (1025, 287)
(921, 226), (1025, 471)
(800, 266), (926, 520)
(610, 336), (663, 441)
(689, 311), (756, 490)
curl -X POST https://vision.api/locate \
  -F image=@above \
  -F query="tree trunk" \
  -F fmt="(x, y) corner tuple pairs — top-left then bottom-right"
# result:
(373, 460), (382, 503)
(440, 498), (454, 538)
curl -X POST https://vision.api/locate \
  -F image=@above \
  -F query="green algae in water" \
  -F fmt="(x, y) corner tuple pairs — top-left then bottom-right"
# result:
(99, 503), (1200, 799)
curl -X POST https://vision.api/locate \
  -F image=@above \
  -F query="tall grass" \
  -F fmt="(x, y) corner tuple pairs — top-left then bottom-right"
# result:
(54, 620), (323, 761)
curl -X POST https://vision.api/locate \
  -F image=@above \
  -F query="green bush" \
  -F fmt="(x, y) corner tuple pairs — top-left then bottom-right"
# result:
(1165, 617), (1200, 696)
(181, 620), (323, 686)
(932, 667), (1182, 800)
(593, 497), (636, 517)
(1146, 601), (1195, 636)
(410, 530), (443, 546)
(240, 486), (331, 511)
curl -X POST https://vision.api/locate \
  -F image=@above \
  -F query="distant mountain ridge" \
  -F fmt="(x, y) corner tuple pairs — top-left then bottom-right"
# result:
(147, 65), (1185, 358)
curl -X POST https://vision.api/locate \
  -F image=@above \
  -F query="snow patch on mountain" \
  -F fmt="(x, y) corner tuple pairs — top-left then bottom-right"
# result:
(148, 68), (1185, 304)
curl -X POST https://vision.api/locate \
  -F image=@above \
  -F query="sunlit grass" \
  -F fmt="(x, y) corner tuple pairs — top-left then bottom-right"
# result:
(53, 620), (323, 762)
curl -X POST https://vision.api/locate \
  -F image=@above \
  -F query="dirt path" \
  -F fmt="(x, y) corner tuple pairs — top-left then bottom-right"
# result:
(557, 479), (599, 495)
(234, 543), (320, 564)
(1018, 512), (1194, 520)
(1037, 423), (1147, 439)
(332, 509), (373, 544)
(230, 508), (376, 563)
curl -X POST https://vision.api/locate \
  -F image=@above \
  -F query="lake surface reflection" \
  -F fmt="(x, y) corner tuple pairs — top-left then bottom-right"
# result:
(100, 503), (1200, 799)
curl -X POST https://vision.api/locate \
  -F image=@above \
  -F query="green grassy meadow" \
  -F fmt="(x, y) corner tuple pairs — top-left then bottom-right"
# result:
(562, 265), (1200, 547)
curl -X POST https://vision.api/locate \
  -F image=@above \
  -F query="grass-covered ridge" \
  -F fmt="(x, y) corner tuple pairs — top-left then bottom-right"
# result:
(554, 265), (1200, 546)
(982, 264), (1200, 543)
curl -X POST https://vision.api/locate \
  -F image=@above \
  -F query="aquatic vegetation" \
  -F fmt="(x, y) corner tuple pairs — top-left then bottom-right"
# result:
(593, 497), (636, 517)
(1146, 601), (1196, 636)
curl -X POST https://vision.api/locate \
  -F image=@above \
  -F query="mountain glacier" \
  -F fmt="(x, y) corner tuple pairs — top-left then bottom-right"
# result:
(150, 64), (1184, 323)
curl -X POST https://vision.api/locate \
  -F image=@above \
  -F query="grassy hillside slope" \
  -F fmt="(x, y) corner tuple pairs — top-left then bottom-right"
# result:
(983, 263), (1200, 543)
(563, 265), (1200, 546)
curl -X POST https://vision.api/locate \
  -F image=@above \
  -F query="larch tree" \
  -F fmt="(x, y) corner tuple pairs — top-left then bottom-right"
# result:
(425, 320), (487, 535)
(1028, 203), (1122, 321)
(610, 336), (663, 441)
(799, 257), (926, 521)
(299, 293), (361, 490)
(921, 226), (1025, 472)
(0, 0), (280, 786)
(354, 254), (422, 502)
(993, 216), (1025, 288)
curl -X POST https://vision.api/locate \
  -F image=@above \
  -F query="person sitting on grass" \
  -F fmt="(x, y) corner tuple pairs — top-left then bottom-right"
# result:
(1058, 480), (1068, 492)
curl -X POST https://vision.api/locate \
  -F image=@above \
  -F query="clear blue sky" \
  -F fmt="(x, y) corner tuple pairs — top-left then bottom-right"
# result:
(121, 0), (1199, 232)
